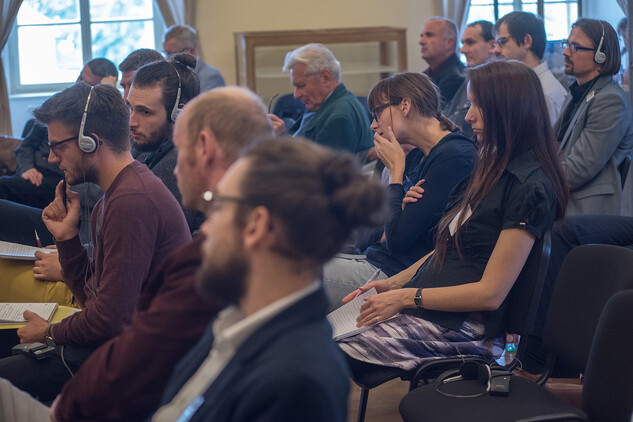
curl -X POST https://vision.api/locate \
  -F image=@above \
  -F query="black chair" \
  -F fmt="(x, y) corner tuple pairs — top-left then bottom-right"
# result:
(399, 244), (633, 422)
(350, 230), (551, 422)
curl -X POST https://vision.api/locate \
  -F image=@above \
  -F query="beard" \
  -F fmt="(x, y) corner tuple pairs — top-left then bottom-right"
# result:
(131, 120), (172, 153)
(196, 234), (250, 306)
(66, 156), (98, 186)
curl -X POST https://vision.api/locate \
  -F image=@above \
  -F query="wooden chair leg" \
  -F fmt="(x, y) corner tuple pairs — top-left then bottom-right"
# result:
(357, 387), (369, 422)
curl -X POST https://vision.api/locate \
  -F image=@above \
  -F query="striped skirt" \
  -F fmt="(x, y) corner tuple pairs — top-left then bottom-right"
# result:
(337, 313), (505, 371)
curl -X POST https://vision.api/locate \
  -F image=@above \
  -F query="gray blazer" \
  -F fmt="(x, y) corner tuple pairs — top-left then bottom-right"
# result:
(554, 75), (633, 216)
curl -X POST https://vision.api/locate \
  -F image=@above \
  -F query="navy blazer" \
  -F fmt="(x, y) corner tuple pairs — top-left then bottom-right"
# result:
(157, 286), (350, 422)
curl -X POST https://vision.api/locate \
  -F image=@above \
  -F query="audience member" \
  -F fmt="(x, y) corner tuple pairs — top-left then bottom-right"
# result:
(443, 20), (496, 138)
(153, 137), (383, 422)
(420, 17), (465, 106)
(0, 83), (191, 402)
(556, 18), (633, 215)
(47, 87), (273, 422)
(118, 48), (165, 100)
(494, 11), (568, 123)
(337, 61), (568, 371)
(323, 72), (476, 309)
(128, 53), (205, 233)
(269, 43), (373, 157)
(0, 58), (116, 211)
(163, 24), (225, 92)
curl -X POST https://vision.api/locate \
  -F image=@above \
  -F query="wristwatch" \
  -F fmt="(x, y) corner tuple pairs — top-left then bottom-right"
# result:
(44, 324), (56, 348)
(414, 288), (423, 309)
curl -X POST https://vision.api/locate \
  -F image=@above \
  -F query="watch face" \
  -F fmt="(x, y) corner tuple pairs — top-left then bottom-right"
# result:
(45, 336), (56, 348)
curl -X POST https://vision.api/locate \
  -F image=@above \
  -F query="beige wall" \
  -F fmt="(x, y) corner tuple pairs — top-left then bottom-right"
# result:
(194, 0), (438, 91)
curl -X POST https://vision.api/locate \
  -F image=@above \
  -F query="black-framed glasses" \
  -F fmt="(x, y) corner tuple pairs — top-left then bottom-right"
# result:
(371, 101), (399, 122)
(561, 41), (596, 53)
(494, 37), (510, 47)
(48, 137), (77, 155)
(201, 190), (254, 215)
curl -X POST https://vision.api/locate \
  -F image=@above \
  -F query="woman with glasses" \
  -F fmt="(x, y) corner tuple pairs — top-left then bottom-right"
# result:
(337, 61), (568, 370)
(323, 72), (477, 310)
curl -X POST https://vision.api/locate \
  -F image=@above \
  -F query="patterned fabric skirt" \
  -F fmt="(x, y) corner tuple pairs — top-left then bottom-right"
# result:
(337, 313), (505, 371)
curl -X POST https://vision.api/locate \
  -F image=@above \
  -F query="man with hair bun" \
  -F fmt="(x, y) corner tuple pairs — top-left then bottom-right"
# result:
(269, 43), (373, 157)
(128, 53), (205, 233)
(153, 137), (384, 422)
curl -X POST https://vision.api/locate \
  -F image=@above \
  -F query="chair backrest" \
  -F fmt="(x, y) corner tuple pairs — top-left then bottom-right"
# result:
(271, 93), (305, 121)
(505, 229), (552, 337)
(582, 289), (633, 422)
(543, 245), (633, 374)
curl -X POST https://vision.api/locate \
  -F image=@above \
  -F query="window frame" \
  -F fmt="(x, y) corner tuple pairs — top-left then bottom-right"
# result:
(469, 0), (582, 27)
(5, 0), (164, 96)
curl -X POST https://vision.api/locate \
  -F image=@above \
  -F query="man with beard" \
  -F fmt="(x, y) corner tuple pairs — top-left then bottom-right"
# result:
(128, 53), (205, 232)
(0, 83), (191, 403)
(556, 19), (633, 215)
(153, 137), (384, 422)
(40, 87), (273, 422)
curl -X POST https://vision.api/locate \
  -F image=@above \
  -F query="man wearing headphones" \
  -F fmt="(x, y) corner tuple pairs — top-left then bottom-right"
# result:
(0, 83), (191, 402)
(556, 18), (633, 215)
(127, 53), (205, 233)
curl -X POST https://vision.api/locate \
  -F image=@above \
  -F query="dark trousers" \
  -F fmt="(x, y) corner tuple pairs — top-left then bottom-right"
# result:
(0, 174), (60, 209)
(523, 215), (633, 374)
(0, 345), (94, 402)
(0, 200), (54, 247)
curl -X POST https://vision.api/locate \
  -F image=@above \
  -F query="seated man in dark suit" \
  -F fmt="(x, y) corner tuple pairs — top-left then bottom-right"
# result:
(153, 137), (384, 422)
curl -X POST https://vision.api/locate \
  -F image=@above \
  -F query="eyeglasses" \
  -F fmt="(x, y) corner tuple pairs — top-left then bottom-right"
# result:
(494, 37), (510, 47)
(201, 190), (254, 215)
(371, 101), (400, 122)
(561, 41), (596, 53)
(48, 137), (77, 155)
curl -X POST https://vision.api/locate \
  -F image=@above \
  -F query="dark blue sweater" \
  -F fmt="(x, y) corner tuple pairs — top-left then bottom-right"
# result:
(366, 132), (476, 276)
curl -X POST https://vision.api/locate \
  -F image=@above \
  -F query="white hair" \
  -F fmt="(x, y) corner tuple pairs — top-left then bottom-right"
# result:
(282, 43), (341, 82)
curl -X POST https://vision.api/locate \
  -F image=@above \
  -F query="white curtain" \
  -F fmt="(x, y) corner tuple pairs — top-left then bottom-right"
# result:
(442, 0), (471, 33)
(0, 0), (22, 136)
(617, 0), (627, 13)
(155, 0), (196, 27)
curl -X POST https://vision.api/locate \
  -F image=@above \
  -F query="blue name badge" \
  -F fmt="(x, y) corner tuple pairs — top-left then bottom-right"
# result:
(176, 396), (204, 422)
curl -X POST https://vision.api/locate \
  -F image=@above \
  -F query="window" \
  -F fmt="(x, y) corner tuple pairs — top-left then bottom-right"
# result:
(6, 0), (164, 95)
(467, 0), (579, 41)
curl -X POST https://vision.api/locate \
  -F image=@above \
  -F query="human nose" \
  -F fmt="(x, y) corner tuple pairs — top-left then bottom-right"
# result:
(48, 149), (60, 163)
(370, 119), (379, 131)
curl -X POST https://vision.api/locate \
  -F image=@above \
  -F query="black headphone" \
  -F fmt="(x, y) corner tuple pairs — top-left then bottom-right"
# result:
(78, 86), (98, 153)
(594, 21), (606, 64)
(435, 361), (511, 398)
(170, 65), (183, 123)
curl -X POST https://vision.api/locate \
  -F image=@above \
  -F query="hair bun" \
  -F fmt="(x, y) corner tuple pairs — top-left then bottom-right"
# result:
(318, 156), (355, 196)
(171, 53), (197, 70)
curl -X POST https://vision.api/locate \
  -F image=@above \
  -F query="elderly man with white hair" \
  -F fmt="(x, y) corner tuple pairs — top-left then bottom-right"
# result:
(270, 43), (373, 155)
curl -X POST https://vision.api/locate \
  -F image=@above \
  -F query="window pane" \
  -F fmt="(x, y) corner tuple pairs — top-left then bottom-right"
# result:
(522, 3), (538, 14)
(18, 24), (83, 85)
(544, 2), (578, 40)
(499, 5), (514, 17)
(17, 0), (79, 25)
(466, 5), (496, 24)
(90, 0), (153, 21)
(91, 21), (156, 68)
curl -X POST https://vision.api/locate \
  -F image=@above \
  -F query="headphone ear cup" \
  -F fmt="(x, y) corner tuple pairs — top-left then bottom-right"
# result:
(594, 51), (606, 64)
(459, 361), (481, 380)
(78, 134), (97, 153)
(477, 364), (492, 385)
(170, 105), (182, 123)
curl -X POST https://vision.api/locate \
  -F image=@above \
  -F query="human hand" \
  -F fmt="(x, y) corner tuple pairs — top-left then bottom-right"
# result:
(21, 168), (43, 186)
(33, 247), (62, 281)
(16, 311), (48, 344)
(341, 277), (397, 304)
(402, 179), (425, 210)
(374, 127), (405, 184)
(356, 289), (410, 327)
(269, 114), (286, 135)
(50, 395), (60, 422)
(42, 181), (80, 242)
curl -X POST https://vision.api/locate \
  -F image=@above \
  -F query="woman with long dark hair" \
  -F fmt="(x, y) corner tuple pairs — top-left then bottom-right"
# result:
(338, 60), (568, 369)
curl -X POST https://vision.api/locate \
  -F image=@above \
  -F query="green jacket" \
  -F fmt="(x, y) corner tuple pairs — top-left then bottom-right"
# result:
(290, 83), (372, 153)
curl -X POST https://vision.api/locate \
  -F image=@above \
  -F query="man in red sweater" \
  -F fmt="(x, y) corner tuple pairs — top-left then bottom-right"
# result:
(48, 87), (273, 421)
(0, 83), (191, 402)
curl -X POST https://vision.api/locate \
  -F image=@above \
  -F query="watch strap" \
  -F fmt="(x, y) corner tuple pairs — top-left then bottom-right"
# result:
(414, 288), (423, 309)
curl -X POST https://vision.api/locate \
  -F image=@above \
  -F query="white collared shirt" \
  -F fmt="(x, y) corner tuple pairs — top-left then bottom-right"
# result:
(533, 61), (568, 124)
(152, 281), (320, 422)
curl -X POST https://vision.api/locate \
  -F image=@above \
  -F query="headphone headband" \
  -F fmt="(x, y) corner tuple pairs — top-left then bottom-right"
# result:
(170, 65), (183, 123)
(594, 21), (606, 64)
(78, 86), (98, 153)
